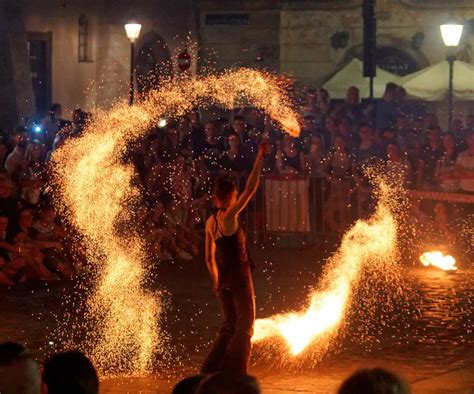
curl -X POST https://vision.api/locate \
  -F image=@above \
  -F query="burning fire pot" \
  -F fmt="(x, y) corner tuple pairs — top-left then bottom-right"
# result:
(419, 251), (458, 273)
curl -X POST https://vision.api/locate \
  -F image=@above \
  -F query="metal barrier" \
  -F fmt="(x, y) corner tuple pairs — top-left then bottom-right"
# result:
(237, 176), (474, 247)
(241, 175), (362, 246)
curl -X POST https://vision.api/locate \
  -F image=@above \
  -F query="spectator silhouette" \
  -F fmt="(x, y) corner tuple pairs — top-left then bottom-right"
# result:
(172, 374), (206, 394)
(196, 372), (260, 394)
(338, 368), (410, 394)
(42, 351), (98, 394)
(0, 341), (40, 394)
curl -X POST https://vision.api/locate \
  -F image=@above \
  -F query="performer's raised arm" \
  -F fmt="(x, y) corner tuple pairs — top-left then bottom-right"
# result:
(224, 142), (268, 219)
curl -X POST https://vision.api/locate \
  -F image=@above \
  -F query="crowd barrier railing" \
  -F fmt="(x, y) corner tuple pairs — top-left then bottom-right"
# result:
(240, 175), (474, 246)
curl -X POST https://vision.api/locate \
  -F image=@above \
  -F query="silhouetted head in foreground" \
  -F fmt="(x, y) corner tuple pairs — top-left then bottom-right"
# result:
(338, 368), (410, 394)
(42, 351), (98, 394)
(196, 372), (260, 394)
(172, 374), (206, 394)
(0, 341), (40, 394)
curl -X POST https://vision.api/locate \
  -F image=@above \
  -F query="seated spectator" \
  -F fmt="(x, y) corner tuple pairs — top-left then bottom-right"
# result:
(17, 141), (46, 207)
(276, 135), (304, 174)
(0, 136), (9, 171)
(196, 372), (260, 394)
(0, 179), (18, 229)
(172, 374), (206, 394)
(5, 126), (28, 179)
(32, 207), (75, 277)
(417, 127), (444, 190)
(42, 350), (99, 394)
(455, 132), (474, 193)
(0, 341), (40, 394)
(10, 209), (59, 280)
(435, 133), (459, 192)
(338, 368), (410, 394)
(0, 214), (26, 285)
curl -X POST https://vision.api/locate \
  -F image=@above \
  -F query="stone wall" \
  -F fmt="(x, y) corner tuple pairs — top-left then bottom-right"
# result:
(198, 0), (474, 89)
(5, 0), (198, 120)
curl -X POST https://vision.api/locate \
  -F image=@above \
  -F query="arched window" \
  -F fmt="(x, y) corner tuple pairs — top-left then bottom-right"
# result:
(78, 14), (92, 62)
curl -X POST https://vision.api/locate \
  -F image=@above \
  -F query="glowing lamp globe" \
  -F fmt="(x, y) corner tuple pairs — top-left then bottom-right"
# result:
(124, 23), (142, 43)
(440, 22), (464, 47)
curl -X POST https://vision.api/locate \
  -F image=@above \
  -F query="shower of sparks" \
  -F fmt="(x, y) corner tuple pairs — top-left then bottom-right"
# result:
(50, 68), (300, 375)
(252, 175), (402, 360)
(420, 251), (457, 271)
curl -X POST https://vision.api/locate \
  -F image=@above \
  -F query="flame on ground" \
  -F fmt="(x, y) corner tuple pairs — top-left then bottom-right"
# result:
(252, 180), (399, 358)
(51, 68), (300, 374)
(420, 251), (457, 271)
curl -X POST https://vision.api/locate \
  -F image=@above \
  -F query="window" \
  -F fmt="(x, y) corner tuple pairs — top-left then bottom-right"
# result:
(78, 14), (92, 62)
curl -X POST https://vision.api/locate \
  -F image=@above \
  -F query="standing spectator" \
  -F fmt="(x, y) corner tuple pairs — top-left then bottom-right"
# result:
(5, 126), (28, 178)
(162, 126), (181, 163)
(316, 88), (331, 117)
(202, 121), (224, 173)
(344, 86), (364, 132)
(219, 132), (252, 181)
(190, 108), (205, 156)
(375, 82), (398, 130)
(456, 132), (474, 193)
(386, 143), (412, 187)
(232, 115), (251, 148)
(42, 103), (71, 150)
(435, 133), (459, 192)
(276, 135), (304, 174)
(322, 135), (353, 232)
(417, 127), (444, 190)
(300, 89), (319, 117)
(304, 135), (326, 176)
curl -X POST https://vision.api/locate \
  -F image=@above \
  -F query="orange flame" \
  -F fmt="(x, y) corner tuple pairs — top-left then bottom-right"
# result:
(253, 180), (398, 357)
(51, 68), (300, 374)
(419, 251), (457, 271)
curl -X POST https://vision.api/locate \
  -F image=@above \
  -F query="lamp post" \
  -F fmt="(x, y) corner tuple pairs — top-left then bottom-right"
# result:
(124, 22), (142, 105)
(440, 20), (463, 132)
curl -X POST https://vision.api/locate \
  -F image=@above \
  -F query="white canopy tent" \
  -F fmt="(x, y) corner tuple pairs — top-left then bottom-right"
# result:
(401, 60), (474, 101)
(323, 58), (401, 99)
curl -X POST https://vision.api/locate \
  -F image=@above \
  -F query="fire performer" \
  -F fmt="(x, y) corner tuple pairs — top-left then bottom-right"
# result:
(201, 141), (268, 375)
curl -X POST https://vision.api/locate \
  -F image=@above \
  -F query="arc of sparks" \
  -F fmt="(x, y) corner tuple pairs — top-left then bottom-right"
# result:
(51, 68), (300, 374)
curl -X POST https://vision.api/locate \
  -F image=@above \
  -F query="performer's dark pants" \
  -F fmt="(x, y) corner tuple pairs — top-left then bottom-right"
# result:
(201, 270), (255, 375)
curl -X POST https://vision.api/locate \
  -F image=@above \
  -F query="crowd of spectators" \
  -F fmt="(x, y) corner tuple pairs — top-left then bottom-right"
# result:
(0, 341), (412, 394)
(1, 83), (473, 285)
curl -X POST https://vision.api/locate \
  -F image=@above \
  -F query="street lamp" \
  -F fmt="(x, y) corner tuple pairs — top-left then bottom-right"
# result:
(124, 22), (142, 105)
(440, 20), (464, 132)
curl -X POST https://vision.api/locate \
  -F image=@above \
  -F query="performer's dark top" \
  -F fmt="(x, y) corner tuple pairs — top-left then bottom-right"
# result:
(212, 209), (251, 290)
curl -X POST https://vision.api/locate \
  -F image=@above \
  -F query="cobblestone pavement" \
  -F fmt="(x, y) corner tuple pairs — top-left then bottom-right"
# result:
(0, 246), (472, 393)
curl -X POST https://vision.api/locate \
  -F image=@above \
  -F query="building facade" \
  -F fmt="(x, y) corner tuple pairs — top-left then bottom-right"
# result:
(0, 0), (198, 129)
(1, 0), (473, 129)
